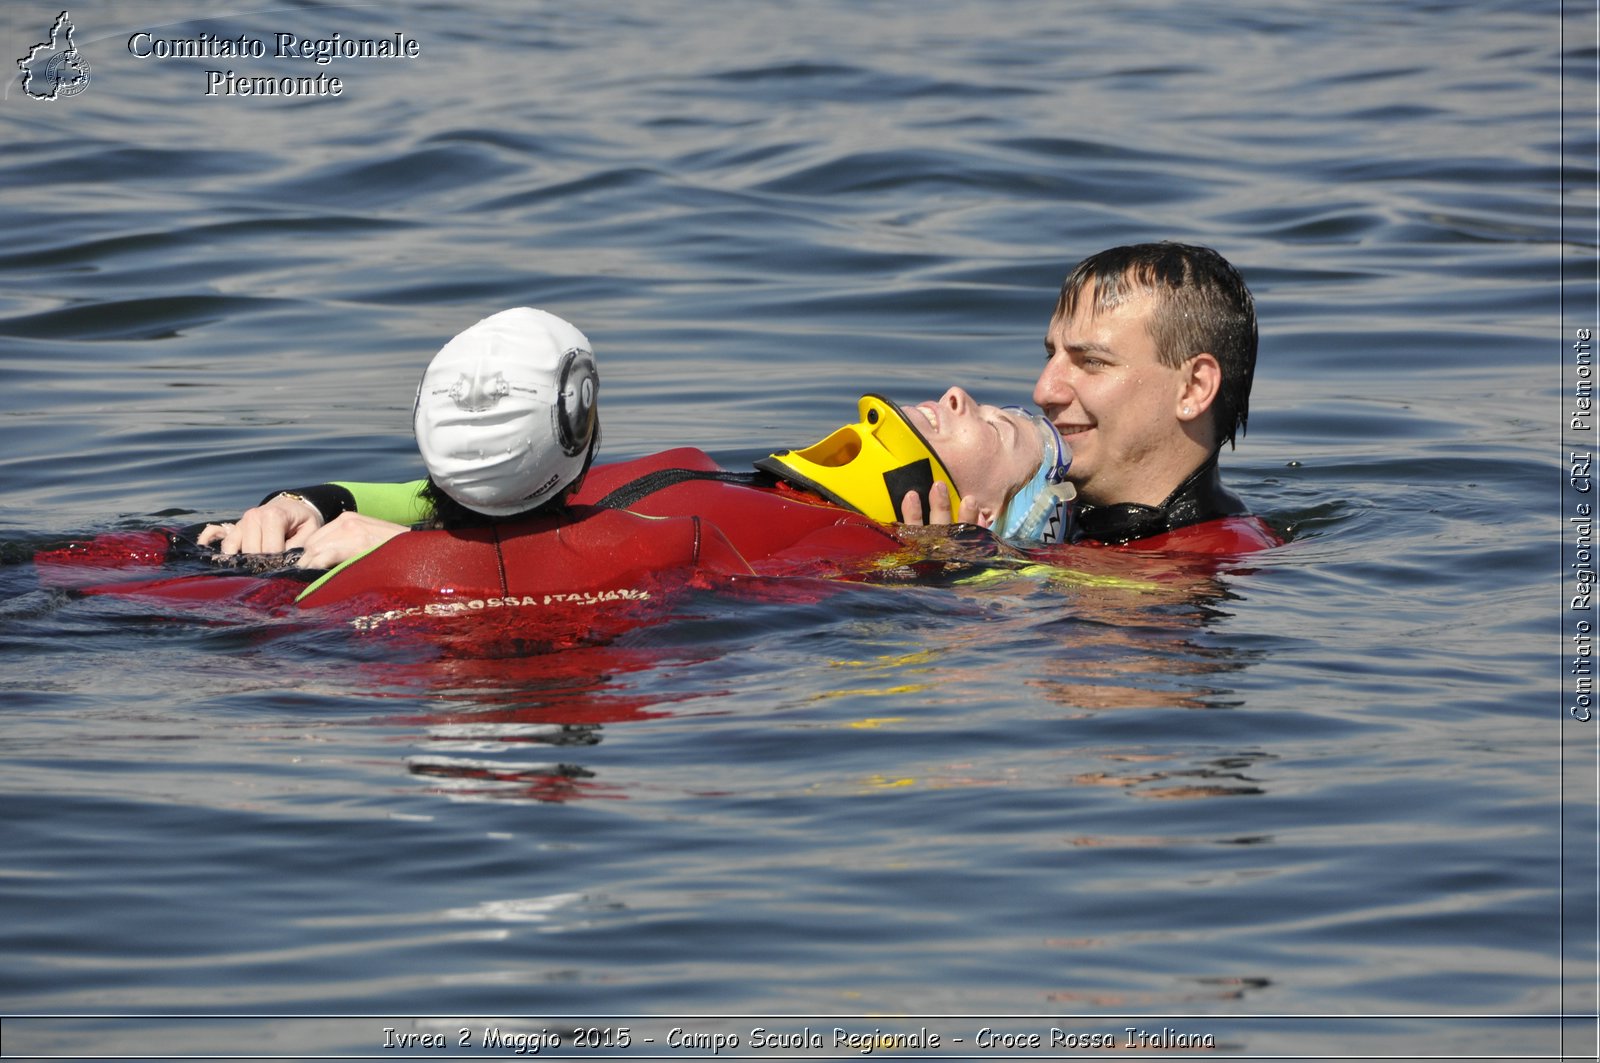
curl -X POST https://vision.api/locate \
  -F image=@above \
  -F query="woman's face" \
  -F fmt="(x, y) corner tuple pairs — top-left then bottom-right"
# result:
(901, 387), (1041, 521)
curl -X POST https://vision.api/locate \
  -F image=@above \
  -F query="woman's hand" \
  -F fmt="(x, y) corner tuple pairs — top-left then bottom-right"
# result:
(899, 481), (985, 527)
(296, 512), (408, 570)
(198, 493), (325, 555)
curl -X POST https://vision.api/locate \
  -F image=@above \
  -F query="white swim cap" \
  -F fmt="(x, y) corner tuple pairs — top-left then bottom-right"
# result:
(414, 307), (598, 517)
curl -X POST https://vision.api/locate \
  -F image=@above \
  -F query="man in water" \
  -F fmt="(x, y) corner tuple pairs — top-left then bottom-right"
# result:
(201, 320), (1072, 574)
(207, 242), (1275, 558)
(907, 241), (1274, 550)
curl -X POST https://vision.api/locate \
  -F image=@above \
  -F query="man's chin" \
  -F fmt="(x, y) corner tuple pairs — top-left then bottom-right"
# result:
(1067, 469), (1124, 509)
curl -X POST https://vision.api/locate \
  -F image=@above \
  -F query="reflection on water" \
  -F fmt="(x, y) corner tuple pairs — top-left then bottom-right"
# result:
(378, 645), (706, 804)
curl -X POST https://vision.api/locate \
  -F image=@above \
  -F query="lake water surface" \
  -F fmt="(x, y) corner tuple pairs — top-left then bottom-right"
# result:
(0, 1), (1593, 1059)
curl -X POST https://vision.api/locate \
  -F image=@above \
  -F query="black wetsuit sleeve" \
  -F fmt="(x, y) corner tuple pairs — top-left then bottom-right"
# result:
(256, 484), (358, 521)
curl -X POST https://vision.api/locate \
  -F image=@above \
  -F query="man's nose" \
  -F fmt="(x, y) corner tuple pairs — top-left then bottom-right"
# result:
(941, 386), (972, 412)
(1033, 357), (1075, 410)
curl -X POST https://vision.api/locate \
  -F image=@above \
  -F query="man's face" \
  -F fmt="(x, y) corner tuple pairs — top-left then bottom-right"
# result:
(901, 387), (1041, 522)
(1034, 287), (1192, 507)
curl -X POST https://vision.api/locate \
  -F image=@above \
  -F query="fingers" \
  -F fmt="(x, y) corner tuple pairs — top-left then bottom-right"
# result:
(296, 512), (406, 570)
(282, 521), (318, 550)
(900, 490), (925, 526)
(236, 508), (287, 554)
(956, 493), (984, 527)
(199, 520), (254, 554)
(297, 538), (341, 571)
(900, 483), (956, 527)
(207, 495), (324, 555)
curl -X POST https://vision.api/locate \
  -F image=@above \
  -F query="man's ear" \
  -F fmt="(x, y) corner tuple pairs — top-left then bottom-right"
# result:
(1178, 352), (1222, 421)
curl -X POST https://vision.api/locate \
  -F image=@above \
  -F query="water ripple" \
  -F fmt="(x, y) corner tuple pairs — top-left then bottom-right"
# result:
(0, 0), (1567, 1041)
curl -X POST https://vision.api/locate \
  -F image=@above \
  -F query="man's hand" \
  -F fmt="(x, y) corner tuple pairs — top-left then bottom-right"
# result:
(296, 512), (408, 571)
(899, 481), (985, 527)
(198, 493), (325, 555)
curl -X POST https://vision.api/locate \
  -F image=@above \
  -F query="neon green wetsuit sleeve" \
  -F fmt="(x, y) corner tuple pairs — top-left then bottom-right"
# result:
(330, 480), (432, 525)
(289, 479), (429, 605)
(263, 479), (432, 526)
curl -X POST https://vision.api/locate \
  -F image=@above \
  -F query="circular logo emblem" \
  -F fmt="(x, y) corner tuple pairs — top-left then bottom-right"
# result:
(555, 349), (598, 457)
(44, 51), (91, 97)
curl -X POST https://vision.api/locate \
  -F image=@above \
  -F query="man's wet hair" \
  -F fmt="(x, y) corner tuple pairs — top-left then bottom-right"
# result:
(1054, 242), (1257, 450)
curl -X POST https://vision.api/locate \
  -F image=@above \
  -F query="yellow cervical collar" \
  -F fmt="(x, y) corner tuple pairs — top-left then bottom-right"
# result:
(754, 395), (962, 523)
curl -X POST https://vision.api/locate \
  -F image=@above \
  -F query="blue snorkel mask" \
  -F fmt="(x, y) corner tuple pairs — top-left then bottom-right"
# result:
(996, 409), (1075, 544)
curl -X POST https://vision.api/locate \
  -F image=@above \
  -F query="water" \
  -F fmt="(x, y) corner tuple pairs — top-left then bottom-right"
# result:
(0, 0), (1589, 1058)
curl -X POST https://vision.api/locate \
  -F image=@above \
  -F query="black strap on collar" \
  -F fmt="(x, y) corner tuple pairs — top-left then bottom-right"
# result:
(594, 468), (769, 510)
